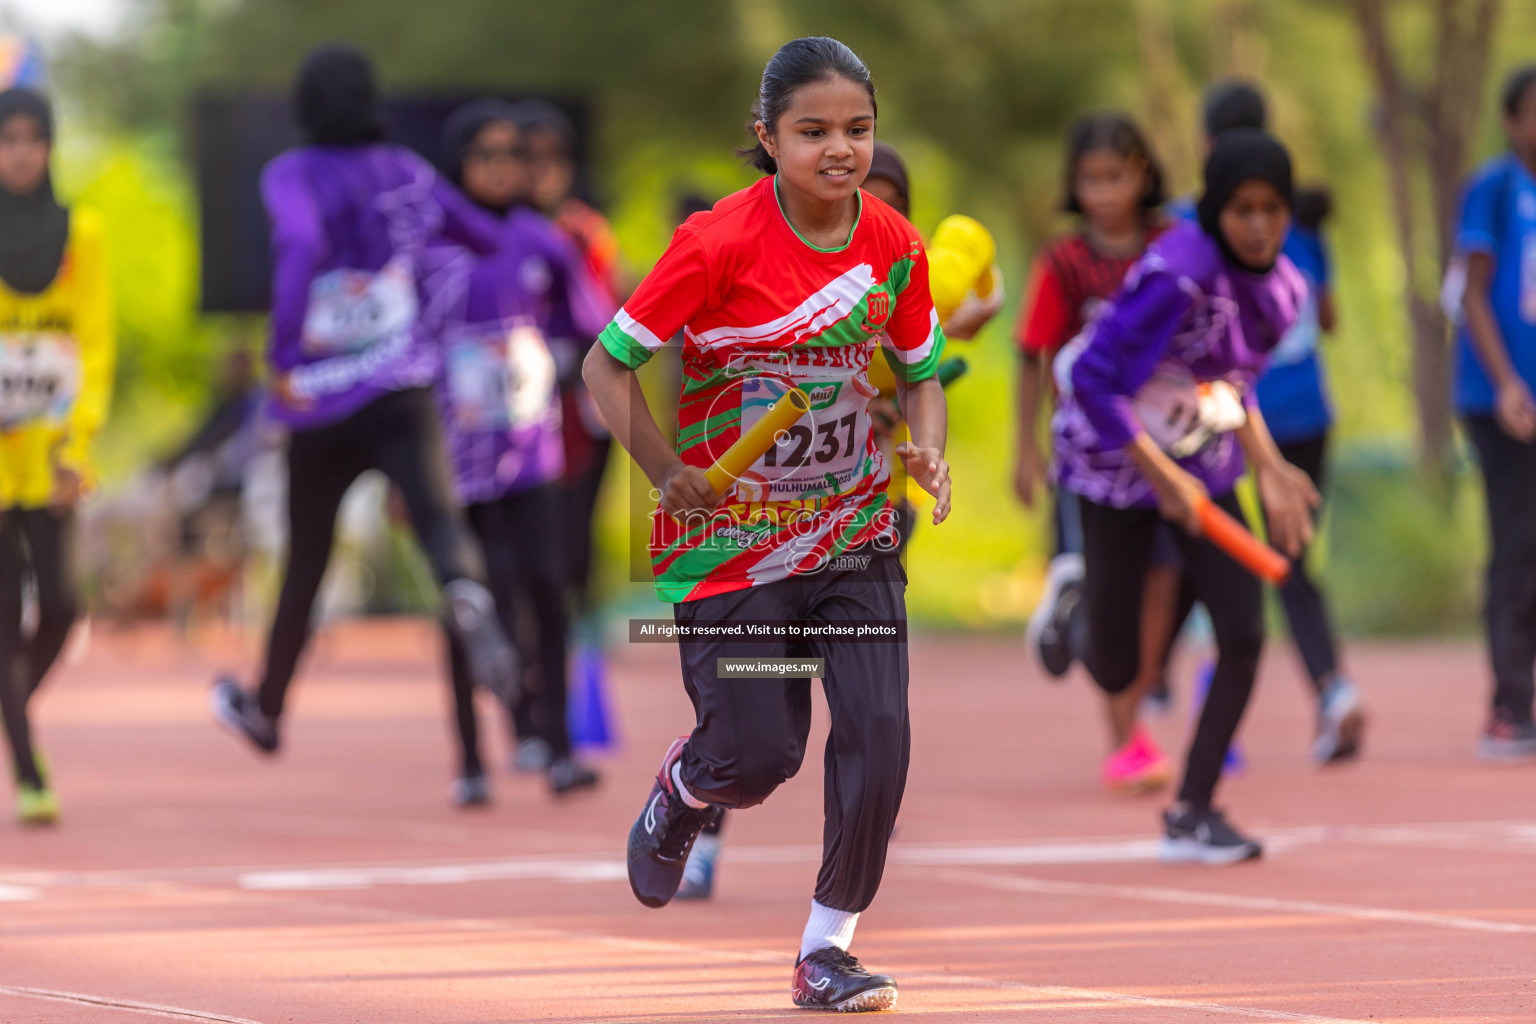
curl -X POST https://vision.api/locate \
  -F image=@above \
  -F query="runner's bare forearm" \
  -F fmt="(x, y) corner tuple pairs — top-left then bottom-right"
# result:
(1464, 253), (1520, 390)
(895, 375), (947, 453)
(1234, 403), (1285, 474)
(1018, 355), (1044, 458)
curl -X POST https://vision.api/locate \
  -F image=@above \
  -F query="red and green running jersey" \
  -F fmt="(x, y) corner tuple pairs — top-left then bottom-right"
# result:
(599, 175), (945, 603)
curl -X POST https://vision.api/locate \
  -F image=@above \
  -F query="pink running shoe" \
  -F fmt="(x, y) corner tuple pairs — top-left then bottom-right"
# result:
(1101, 725), (1173, 795)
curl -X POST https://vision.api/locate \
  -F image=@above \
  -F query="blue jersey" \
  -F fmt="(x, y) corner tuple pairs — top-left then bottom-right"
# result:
(1254, 227), (1332, 443)
(1453, 154), (1536, 413)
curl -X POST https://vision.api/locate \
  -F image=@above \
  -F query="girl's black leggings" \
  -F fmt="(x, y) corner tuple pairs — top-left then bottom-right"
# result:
(256, 387), (485, 719)
(1078, 492), (1265, 809)
(446, 483), (570, 775)
(0, 507), (77, 789)
(1267, 435), (1340, 693)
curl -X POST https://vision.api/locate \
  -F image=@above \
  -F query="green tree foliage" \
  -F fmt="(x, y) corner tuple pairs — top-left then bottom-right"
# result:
(45, 0), (1536, 629)
(53, 132), (225, 477)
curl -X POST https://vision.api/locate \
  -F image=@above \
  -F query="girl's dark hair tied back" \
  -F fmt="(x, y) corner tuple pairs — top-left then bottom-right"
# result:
(737, 36), (876, 175)
(1061, 111), (1167, 214)
(1503, 64), (1536, 118)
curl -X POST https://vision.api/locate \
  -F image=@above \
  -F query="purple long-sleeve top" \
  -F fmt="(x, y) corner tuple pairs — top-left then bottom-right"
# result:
(261, 143), (502, 431)
(422, 205), (614, 504)
(1054, 220), (1307, 508)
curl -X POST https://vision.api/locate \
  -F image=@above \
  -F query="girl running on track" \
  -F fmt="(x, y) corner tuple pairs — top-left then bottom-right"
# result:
(1254, 186), (1364, 764)
(425, 99), (612, 802)
(584, 37), (950, 1012)
(1194, 81), (1366, 765)
(674, 139), (1000, 902)
(1016, 113), (1184, 796)
(1055, 128), (1316, 863)
(0, 87), (115, 825)
(1455, 65), (1536, 761)
(210, 45), (517, 754)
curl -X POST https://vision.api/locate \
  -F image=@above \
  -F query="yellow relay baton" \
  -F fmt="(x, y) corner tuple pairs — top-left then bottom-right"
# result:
(705, 386), (812, 497)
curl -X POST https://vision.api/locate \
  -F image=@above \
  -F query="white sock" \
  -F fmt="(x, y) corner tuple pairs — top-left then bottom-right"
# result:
(670, 760), (708, 809)
(799, 899), (859, 961)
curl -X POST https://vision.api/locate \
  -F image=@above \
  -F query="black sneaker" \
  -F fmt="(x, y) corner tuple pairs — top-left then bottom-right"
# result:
(444, 579), (521, 705)
(450, 772), (490, 807)
(1477, 714), (1536, 762)
(626, 737), (720, 908)
(208, 676), (279, 754)
(1025, 553), (1084, 679)
(1141, 676), (1174, 717)
(792, 947), (898, 1012)
(510, 736), (553, 774)
(548, 756), (600, 796)
(1158, 804), (1262, 864)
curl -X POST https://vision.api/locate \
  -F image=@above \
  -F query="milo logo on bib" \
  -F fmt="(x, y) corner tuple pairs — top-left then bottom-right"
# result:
(802, 382), (842, 409)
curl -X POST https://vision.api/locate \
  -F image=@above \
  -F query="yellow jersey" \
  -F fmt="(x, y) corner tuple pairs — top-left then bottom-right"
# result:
(867, 214), (994, 396)
(0, 207), (114, 509)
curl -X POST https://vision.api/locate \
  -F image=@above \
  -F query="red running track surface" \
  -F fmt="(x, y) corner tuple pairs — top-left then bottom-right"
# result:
(0, 619), (1531, 1022)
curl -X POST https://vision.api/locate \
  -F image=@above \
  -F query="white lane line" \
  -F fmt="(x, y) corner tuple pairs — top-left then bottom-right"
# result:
(18, 816), (1536, 895)
(227, 839), (1213, 891)
(930, 867), (1536, 935)
(238, 859), (626, 890)
(0, 986), (262, 1023)
(231, 833), (1328, 891)
(892, 836), (1320, 866)
(12, 816), (1536, 891)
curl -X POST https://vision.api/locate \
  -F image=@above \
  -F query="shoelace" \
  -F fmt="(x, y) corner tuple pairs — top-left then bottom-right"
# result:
(803, 947), (865, 974)
(655, 802), (714, 860)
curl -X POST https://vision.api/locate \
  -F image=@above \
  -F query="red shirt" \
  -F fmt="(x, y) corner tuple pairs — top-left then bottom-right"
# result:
(1016, 223), (1167, 358)
(598, 176), (944, 602)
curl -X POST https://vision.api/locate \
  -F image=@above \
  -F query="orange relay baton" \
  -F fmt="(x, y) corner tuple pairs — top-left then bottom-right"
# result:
(704, 387), (812, 497)
(1194, 494), (1291, 586)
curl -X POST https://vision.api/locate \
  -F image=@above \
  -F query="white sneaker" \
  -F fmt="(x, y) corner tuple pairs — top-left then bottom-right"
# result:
(1312, 679), (1365, 765)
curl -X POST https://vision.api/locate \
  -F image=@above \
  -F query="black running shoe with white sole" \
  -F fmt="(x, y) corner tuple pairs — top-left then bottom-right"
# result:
(1477, 714), (1536, 762)
(548, 756), (600, 796)
(444, 579), (521, 705)
(1025, 553), (1084, 679)
(209, 676), (279, 754)
(792, 947), (898, 1012)
(626, 737), (720, 908)
(450, 772), (490, 807)
(511, 736), (553, 774)
(1158, 804), (1262, 864)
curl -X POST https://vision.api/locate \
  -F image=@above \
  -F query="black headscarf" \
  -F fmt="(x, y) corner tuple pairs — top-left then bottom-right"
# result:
(0, 88), (68, 295)
(440, 97), (521, 211)
(511, 100), (575, 156)
(295, 44), (386, 146)
(865, 140), (910, 216)
(1203, 80), (1267, 138)
(1197, 128), (1293, 273)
